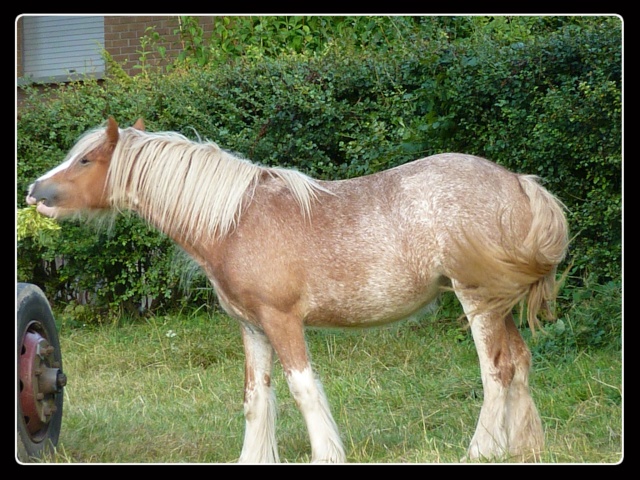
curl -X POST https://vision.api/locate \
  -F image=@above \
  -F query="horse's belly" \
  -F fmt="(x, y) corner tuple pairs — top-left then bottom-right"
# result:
(302, 274), (443, 327)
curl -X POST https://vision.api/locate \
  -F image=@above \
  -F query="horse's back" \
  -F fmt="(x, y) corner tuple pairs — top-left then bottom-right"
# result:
(319, 153), (533, 242)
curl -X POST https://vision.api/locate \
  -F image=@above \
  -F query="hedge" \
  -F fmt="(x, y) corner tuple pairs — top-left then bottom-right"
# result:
(17, 16), (621, 317)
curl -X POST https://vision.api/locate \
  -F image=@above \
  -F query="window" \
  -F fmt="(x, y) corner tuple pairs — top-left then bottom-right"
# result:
(20, 15), (105, 83)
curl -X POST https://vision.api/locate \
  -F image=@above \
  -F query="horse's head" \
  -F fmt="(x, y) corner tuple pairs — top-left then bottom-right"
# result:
(26, 117), (144, 218)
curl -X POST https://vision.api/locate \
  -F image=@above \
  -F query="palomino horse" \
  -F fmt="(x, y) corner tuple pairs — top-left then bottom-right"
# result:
(26, 117), (568, 463)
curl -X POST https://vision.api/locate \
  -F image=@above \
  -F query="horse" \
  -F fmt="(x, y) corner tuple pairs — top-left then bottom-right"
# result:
(26, 117), (568, 463)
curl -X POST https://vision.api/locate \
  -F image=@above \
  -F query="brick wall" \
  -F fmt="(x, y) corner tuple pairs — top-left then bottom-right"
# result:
(16, 17), (23, 78)
(104, 16), (216, 75)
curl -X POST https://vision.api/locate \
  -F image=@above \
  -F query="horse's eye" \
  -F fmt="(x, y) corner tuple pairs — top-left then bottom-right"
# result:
(79, 158), (90, 165)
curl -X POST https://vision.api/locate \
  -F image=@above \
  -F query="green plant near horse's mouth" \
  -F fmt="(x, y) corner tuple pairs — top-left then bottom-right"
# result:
(17, 205), (61, 245)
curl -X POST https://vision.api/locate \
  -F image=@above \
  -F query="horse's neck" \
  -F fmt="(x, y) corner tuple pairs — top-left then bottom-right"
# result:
(168, 224), (229, 285)
(114, 141), (260, 243)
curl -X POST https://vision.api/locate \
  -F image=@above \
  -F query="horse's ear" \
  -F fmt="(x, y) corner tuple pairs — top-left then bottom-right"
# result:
(132, 118), (145, 131)
(106, 116), (119, 147)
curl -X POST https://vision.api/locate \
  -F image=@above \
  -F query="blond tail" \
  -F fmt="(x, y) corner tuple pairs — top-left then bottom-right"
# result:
(450, 175), (569, 332)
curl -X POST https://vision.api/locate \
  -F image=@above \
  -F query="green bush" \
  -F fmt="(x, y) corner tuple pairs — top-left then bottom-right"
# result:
(529, 277), (622, 359)
(410, 18), (622, 281)
(17, 16), (621, 320)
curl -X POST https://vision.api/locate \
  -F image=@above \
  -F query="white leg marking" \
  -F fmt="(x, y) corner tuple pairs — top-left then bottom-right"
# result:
(466, 316), (510, 460)
(454, 285), (509, 461)
(455, 282), (543, 462)
(239, 380), (279, 463)
(238, 328), (279, 463)
(286, 367), (346, 463)
(504, 358), (544, 461)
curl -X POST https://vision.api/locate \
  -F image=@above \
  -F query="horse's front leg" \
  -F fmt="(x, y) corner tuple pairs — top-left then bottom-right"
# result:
(238, 323), (280, 463)
(259, 307), (346, 463)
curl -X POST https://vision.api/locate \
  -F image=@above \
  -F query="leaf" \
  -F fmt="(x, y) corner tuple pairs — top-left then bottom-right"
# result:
(17, 206), (61, 242)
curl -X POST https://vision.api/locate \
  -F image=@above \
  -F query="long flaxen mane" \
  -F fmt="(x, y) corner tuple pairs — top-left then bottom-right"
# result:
(90, 125), (329, 241)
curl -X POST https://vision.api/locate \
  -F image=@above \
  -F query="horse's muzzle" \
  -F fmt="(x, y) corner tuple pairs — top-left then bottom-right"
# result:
(26, 181), (60, 217)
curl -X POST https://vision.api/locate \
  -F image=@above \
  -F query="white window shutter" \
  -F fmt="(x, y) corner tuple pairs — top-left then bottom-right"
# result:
(22, 16), (105, 82)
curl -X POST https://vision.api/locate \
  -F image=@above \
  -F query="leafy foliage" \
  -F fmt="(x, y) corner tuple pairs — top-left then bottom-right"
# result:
(17, 206), (60, 244)
(17, 16), (621, 328)
(529, 277), (622, 358)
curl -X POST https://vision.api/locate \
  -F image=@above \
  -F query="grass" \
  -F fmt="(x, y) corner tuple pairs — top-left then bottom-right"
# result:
(32, 301), (622, 464)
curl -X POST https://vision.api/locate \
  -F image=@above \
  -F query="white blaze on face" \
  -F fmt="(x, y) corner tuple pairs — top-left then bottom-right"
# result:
(25, 158), (75, 217)
(39, 158), (75, 182)
(27, 158), (73, 199)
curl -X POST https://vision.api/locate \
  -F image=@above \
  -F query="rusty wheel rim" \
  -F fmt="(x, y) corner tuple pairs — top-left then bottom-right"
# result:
(18, 322), (66, 442)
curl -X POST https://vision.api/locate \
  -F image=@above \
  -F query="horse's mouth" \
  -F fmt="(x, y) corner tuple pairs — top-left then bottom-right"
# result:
(35, 202), (59, 217)
(26, 195), (59, 218)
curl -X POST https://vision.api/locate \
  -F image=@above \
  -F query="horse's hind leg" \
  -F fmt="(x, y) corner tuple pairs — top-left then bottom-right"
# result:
(503, 315), (544, 461)
(454, 283), (543, 462)
(238, 323), (280, 463)
(259, 308), (346, 463)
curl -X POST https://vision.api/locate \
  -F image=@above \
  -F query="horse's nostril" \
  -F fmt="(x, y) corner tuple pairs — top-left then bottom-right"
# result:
(26, 181), (55, 207)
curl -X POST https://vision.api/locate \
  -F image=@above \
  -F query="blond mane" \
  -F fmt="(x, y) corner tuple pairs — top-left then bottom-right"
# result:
(96, 126), (327, 241)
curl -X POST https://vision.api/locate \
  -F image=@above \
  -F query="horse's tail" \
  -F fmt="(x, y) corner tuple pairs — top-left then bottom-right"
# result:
(450, 175), (569, 332)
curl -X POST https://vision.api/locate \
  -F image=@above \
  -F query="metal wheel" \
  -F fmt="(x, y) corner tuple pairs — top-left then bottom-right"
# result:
(17, 283), (66, 462)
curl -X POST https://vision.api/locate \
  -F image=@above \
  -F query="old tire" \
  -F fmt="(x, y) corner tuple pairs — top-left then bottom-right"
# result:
(17, 283), (65, 462)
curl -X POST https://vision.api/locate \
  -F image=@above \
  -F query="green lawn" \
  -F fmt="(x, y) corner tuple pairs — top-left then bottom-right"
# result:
(38, 306), (621, 464)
